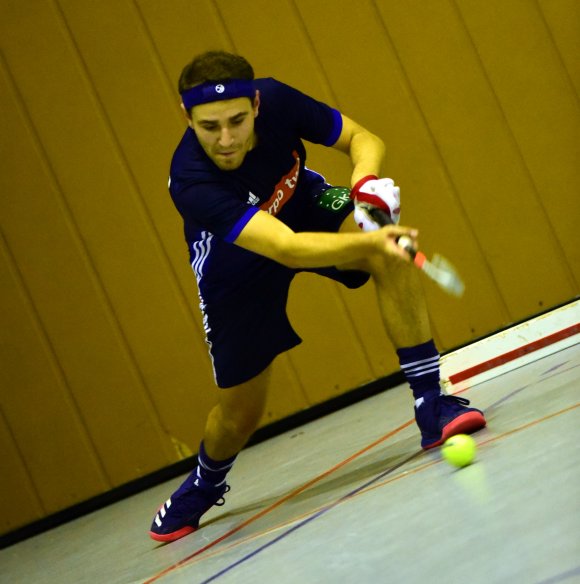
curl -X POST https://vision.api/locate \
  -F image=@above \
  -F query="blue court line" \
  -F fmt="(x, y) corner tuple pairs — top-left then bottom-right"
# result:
(486, 350), (579, 412)
(199, 450), (423, 584)
(534, 565), (580, 584)
(197, 397), (580, 583)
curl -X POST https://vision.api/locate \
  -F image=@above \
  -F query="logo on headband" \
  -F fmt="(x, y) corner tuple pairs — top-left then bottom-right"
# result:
(181, 79), (255, 109)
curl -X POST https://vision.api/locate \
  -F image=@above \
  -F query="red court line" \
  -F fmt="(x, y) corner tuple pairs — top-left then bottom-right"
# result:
(146, 327), (578, 582)
(213, 401), (580, 570)
(144, 419), (415, 584)
(159, 402), (580, 581)
(449, 324), (580, 385)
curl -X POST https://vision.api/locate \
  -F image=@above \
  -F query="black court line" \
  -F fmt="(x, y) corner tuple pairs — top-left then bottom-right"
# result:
(149, 344), (580, 582)
(198, 450), (424, 584)
(197, 400), (580, 584)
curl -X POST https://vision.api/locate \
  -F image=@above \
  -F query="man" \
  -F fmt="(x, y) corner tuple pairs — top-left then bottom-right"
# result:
(149, 51), (485, 542)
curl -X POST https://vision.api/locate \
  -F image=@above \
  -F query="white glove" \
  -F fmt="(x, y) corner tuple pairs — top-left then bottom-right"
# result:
(350, 175), (401, 231)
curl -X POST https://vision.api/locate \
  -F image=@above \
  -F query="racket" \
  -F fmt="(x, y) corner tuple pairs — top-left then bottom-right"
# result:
(367, 207), (465, 297)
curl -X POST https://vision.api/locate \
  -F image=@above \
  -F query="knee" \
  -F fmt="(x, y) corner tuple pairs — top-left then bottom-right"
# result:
(215, 400), (264, 441)
(366, 253), (415, 285)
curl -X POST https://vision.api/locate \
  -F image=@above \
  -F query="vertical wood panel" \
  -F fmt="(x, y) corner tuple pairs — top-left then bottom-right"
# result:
(374, 0), (576, 318)
(55, 0), (221, 457)
(0, 0), (578, 533)
(456, 0), (580, 286)
(538, 0), (580, 99)
(293, 0), (509, 351)
(0, 233), (108, 515)
(136, 0), (236, 85)
(0, 409), (45, 533)
(0, 3), (174, 487)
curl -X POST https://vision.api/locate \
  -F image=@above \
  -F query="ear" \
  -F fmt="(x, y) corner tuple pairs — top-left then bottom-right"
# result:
(252, 90), (261, 118)
(180, 102), (193, 127)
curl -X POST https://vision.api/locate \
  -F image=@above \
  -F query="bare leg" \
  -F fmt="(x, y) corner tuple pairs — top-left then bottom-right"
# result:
(336, 211), (486, 450)
(149, 365), (272, 541)
(203, 365), (271, 460)
(338, 212), (431, 349)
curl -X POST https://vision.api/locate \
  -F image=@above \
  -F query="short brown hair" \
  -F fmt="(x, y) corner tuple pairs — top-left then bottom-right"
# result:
(178, 51), (254, 94)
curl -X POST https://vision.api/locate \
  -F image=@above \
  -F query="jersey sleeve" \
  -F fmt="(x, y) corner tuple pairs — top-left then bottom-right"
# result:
(264, 79), (343, 147)
(171, 179), (258, 243)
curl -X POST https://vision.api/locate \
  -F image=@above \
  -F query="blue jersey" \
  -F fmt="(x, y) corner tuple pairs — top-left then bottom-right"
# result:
(168, 78), (343, 303)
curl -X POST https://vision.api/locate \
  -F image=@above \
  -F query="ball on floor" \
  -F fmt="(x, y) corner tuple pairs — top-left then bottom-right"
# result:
(441, 434), (477, 468)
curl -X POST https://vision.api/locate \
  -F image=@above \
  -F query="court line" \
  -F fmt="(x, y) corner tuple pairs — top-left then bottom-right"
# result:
(145, 341), (578, 583)
(198, 450), (424, 584)
(196, 402), (580, 583)
(534, 565), (580, 584)
(449, 324), (579, 384)
(156, 353), (580, 569)
(143, 418), (415, 584)
(149, 398), (578, 583)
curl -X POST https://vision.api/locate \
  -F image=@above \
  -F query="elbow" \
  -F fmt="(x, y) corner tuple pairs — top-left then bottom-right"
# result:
(371, 132), (386, 156)
(275, 249), (302, 270)
(350, 128), (386, 162)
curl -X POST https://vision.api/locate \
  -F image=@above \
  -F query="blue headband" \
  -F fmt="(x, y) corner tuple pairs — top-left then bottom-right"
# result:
(181, 79), (255, 109)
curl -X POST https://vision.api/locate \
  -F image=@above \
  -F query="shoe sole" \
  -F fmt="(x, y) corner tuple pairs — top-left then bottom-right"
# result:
(149, 525), (197, 543)
(422, 411), (486, 450)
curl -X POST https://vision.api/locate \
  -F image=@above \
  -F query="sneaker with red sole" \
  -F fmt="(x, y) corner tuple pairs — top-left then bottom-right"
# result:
(149, 473), (229, 543)
(416, 393), (486, 450)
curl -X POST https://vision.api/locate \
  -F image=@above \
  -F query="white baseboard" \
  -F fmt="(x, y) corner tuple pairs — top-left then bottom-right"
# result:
(441, 299), (580, 392)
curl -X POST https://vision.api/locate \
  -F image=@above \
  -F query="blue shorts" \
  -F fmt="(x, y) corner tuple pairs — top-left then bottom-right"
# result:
(204, 186), (370, 388)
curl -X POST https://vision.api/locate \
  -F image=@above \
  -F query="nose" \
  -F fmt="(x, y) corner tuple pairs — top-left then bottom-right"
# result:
(218, 127), (235, 148)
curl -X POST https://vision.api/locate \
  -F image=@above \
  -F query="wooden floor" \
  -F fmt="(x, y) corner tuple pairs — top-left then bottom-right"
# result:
(1, 333), (579, 584)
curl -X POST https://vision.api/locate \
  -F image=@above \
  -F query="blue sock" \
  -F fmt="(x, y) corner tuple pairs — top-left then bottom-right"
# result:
(396, 339), (441, 404)
(195, 441), (237, 488)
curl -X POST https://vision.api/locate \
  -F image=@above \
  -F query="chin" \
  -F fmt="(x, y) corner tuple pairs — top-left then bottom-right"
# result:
(216, 161), (240, 171)
(215, 156), (243, 170)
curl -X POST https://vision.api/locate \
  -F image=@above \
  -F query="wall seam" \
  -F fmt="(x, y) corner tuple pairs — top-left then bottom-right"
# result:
(371, 0), (511, 322)
(451, 0), (578, 291)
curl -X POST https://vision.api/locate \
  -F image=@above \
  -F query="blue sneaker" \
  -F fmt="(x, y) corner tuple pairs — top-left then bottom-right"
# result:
(415, 394), (486, 450)
(149, 473), (229, 543)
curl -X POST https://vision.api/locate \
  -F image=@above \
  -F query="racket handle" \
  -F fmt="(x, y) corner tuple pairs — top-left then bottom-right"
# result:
(368, 207), (393, 227)
(368, 208), (424, 267)
(396, 235), (418, 261)
(369, 207), (416, 259)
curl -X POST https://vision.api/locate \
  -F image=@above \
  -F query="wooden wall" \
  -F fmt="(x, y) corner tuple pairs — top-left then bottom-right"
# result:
(1, 0), (578, 535)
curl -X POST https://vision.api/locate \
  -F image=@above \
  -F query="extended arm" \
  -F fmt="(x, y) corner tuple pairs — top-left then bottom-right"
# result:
(234, 209), (415, 269)
(234, 113), (413, 267)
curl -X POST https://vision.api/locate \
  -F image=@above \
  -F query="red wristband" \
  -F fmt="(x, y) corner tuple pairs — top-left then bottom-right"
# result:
(349, 175), (378, 200)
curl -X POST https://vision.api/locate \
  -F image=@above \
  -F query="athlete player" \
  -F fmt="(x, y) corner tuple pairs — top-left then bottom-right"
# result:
(149, 51), (486, 542)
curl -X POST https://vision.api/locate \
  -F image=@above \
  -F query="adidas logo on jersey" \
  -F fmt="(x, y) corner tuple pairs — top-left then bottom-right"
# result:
(247, 192), (260, 206)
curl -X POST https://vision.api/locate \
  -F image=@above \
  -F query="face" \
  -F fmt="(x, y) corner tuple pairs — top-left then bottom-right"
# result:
(186, 93), (260, 171)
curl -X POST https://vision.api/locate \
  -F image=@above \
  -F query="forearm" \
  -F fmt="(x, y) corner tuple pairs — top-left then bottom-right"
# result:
(234, 205), (413, 270)
(276, 230), (377, 269)
(332, 114), (386, 187)
(348, 130), (386, 187)
(235, 210), (385, 269)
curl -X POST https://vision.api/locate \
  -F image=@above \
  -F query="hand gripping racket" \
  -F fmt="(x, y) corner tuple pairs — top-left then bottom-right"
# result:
(367, 207), (465, 297)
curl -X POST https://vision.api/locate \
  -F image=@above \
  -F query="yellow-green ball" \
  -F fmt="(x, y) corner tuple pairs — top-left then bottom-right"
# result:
(441, 434), (477, 468)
